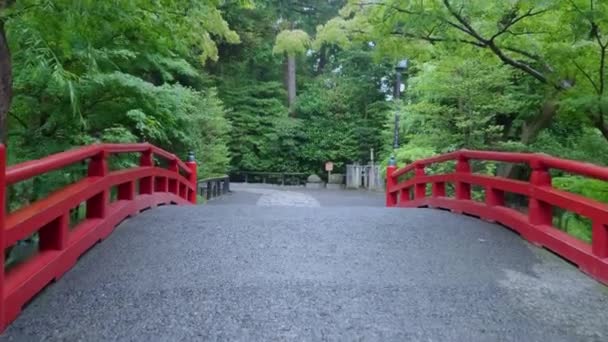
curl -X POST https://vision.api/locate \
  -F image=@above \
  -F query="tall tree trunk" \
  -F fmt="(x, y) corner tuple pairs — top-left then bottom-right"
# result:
(282, 53), (289, 92)
(598, 119), (608, 142)
(595, 105), (608, 142)
(598, 124), (608, 142)
(519, 100), (557, 145)
(287, 54), (296, 116)
(316, 44), (327, 75)
(0, 19), (10, 145)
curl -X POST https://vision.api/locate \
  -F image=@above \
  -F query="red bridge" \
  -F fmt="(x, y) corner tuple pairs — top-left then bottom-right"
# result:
(386, 150), (608, 285)
(0, 144), (607, 340)
(0, 143), (197, 330)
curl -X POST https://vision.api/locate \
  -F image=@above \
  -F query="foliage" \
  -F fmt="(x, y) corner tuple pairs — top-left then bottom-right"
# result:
(1, 0), (242, 215)
(400, 53), (524, 151)
(210, 3), (391, 175)
(220, 81), (298, 172)
(391, 145), (436, 170)
(4, 0), (236, 176)
(273, 30), (310, 56)
(553, 176), (608, 242)
(295, 48), (392, 173)
(319, 0), (608, 145)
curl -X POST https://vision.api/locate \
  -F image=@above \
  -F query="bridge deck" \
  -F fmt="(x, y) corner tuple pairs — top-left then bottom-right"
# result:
(4, 184), (608, 341)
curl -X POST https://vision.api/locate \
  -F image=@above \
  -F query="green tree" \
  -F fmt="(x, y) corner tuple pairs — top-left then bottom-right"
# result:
(400, 52), (525, 151)
(273, 29), (310, 113)
(0, 0), (13, 143)
(220, 81), (296, 171)
(317, 0), (608, 145)
(1, 0), (242, 206)
(296, 47), (392, 172)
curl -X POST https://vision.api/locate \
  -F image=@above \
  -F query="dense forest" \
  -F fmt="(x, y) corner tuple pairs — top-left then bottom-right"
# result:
(2, 1), (608, 238)
(0, 0), (390, 180)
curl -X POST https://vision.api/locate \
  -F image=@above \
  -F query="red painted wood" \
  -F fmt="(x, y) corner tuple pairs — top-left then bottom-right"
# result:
(38, 214), (69, 251)
(168, 159), (179, 195)
(179, 183), (187, 199)
(592, 222), (608, 258)
(118, 181), (135, 201)
(455, 156), (471, 200)
(6, 146), (100, 184)
(414, 164), (426, 199)
(399, 188), (410, 204)
(485, 187), (504, 207)
(3, 168), (191, 248)
(0, 143), (196, 332)
(139, 148), (154, 195)
(387, 150), (608, 286)
(529, 162), (552, 227)
(461, 149), (532, 164)
(432, 182), (445, 198)
(385, 165), (397, 207)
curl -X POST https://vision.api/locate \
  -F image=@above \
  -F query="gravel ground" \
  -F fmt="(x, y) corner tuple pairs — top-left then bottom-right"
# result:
(3, 185), (608, 341)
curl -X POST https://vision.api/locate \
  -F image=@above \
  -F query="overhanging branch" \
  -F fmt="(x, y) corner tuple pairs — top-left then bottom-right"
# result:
(489, 8), (549, 42)
(573, 59), (600, 93)
(440, 0), (557, 87)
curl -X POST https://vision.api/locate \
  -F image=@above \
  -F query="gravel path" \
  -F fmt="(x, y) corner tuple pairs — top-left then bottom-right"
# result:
(3, 185), (608, 341)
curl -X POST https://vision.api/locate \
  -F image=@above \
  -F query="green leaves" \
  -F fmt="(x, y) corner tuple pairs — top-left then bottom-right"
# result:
(293, 48), (391, 172)
(552, 175), (608, 242)
(273, 30), (311, 56)
(400, 54), (523, 150)
(220, 81), (292, 172)
(5, 0), (239, 181)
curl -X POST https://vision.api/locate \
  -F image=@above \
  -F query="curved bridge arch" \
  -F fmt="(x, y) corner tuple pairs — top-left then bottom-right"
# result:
(0, 143), (197, 330)
(386, 150), (608, 285)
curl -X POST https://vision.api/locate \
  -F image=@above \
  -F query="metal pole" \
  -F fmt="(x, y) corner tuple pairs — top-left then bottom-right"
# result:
(369, 148), (374, 190)
(185, 151), (197, 204)
(393, 66), (403, 151)
(395, 70), (402, 100)
(393, 113), (400, 150)
(393, 59), (408, 152)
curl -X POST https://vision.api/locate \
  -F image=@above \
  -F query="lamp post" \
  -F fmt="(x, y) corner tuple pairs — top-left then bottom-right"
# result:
(390, 59), (409, 165)
(395, 59), (409, 100)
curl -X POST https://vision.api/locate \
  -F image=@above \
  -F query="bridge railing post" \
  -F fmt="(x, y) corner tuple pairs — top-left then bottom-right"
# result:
(0, 143), (203, 331)
(86, 149), (108, 219)
(455, 154), (471, 200)
(592, 222), (608, 258)
(485, 187), (505, 207)
(528, 157), (552, 226)
(432, 182), (445, 198)
(414, 163), (426, 200)
(386, 157), (397, 207)
(39, 214), (69, 251)
(168, 159), (179, 195)
(154, 174), (168, 193)
(139, 148), (154, 195)
(186, 151), (197, 204)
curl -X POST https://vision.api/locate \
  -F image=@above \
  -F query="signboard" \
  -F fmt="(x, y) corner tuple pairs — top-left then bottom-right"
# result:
(325, 161), (334, 172)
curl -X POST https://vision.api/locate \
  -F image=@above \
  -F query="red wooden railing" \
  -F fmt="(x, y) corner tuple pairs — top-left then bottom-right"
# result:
(0, 143), (197, 331)
(386, 150), (608, 285)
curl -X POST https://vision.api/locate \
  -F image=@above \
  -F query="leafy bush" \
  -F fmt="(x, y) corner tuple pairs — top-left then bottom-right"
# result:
(552, 176), (608, 243)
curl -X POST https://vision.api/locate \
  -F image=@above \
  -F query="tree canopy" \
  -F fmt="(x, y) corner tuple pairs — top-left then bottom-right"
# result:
(273, 29), (310, 56)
